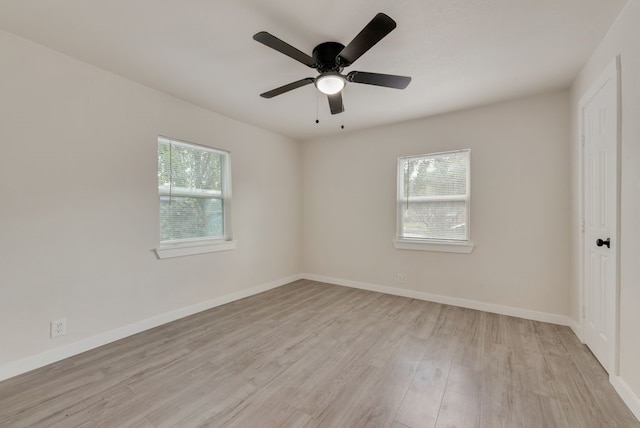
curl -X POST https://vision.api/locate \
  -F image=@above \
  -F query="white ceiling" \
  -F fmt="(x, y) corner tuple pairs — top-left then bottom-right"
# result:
(0, 0), (628, 140)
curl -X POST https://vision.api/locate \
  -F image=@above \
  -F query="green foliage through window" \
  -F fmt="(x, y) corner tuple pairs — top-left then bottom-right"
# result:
(398, 150), (470, 241)
(158, 137), (229, 243)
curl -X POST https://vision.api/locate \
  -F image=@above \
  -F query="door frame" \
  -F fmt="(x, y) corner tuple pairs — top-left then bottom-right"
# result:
(578, 56), (621, 375)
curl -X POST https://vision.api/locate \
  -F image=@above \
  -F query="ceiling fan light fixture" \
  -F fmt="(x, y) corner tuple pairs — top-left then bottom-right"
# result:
(315, 72), (346, 95)
(254, 13), (410, 114)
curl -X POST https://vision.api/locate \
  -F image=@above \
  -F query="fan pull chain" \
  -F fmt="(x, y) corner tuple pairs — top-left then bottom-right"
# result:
(315, 92), (319, 124)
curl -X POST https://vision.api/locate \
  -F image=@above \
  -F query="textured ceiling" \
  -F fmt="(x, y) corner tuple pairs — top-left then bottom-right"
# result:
(0, 0), (628, 140)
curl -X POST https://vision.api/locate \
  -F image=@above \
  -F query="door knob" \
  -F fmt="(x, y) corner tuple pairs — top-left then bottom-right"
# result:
(596, 238), (610, 248)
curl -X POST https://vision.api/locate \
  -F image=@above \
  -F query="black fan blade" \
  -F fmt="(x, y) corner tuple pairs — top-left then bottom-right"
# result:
(347, 71), (411, 89)
(328, 92), (344, 115)
(253, 31), (316, 67)
(338, 13), (397, 66)
(260, 78), (315, 98)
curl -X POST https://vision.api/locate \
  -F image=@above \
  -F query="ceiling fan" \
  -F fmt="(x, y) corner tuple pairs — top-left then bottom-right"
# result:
(253, 13), (411, 115)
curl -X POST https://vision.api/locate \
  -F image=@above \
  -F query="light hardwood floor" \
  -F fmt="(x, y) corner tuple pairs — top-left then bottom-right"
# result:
(0, 280), (637, 427)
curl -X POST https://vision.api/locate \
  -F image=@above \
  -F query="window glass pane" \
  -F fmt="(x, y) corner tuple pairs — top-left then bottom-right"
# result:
(158, 141), (222, 192)
(160, 197), (223, 241)
(404, 152), (467, 197)
(401, 200), (467, 240)
(158, 137), (228, 244)
(398, 150), (470, 242)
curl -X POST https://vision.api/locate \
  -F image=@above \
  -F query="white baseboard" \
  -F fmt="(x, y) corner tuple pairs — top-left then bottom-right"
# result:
(568, 317), (584, 343)
(611, 375), (640, 422)
(0, 274), (301, 382)
(302, 273), (571, 327)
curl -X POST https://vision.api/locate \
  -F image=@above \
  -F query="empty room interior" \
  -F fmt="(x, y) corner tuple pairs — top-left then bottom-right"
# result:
(1, 1), (640, 427)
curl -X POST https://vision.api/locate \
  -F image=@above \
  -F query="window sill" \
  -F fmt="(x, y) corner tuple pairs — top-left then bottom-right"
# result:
(393, 239), (474, 254)
(155, 240), (237, 259)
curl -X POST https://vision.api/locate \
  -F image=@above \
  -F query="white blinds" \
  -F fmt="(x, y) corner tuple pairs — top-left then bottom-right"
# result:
(158, 137), (229, 243)
(398, 150), (470, 241)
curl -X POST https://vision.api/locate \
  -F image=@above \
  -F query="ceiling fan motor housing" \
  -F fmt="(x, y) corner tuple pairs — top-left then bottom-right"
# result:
(312, 42), (345, 72)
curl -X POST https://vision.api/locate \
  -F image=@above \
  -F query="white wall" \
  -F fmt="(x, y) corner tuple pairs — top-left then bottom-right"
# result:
(0, 30), (302, 371)
(570, 0), (640, 413)
(302, 91), (571, 317)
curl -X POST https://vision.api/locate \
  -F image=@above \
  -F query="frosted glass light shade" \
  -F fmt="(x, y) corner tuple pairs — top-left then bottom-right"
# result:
(315, 73), (345, 95)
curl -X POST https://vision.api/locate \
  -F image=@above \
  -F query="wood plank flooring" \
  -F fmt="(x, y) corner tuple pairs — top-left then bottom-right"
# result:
(0, 280), (637, 427)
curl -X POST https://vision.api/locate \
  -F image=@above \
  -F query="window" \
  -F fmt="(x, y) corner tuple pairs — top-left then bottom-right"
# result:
(395, 149), (473, 253)
(156, 136), (235, 258)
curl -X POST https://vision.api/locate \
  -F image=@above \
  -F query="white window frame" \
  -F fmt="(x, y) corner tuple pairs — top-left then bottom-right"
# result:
(394, 149), (474, 254)
(155, 136), (236, 259)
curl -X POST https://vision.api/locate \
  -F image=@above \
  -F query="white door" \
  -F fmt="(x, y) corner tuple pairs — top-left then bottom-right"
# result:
(581, 60), (618, 373)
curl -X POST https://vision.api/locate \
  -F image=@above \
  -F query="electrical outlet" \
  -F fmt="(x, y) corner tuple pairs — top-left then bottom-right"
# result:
(396, 273), (404, 284)
(51, 318), (66, 338)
